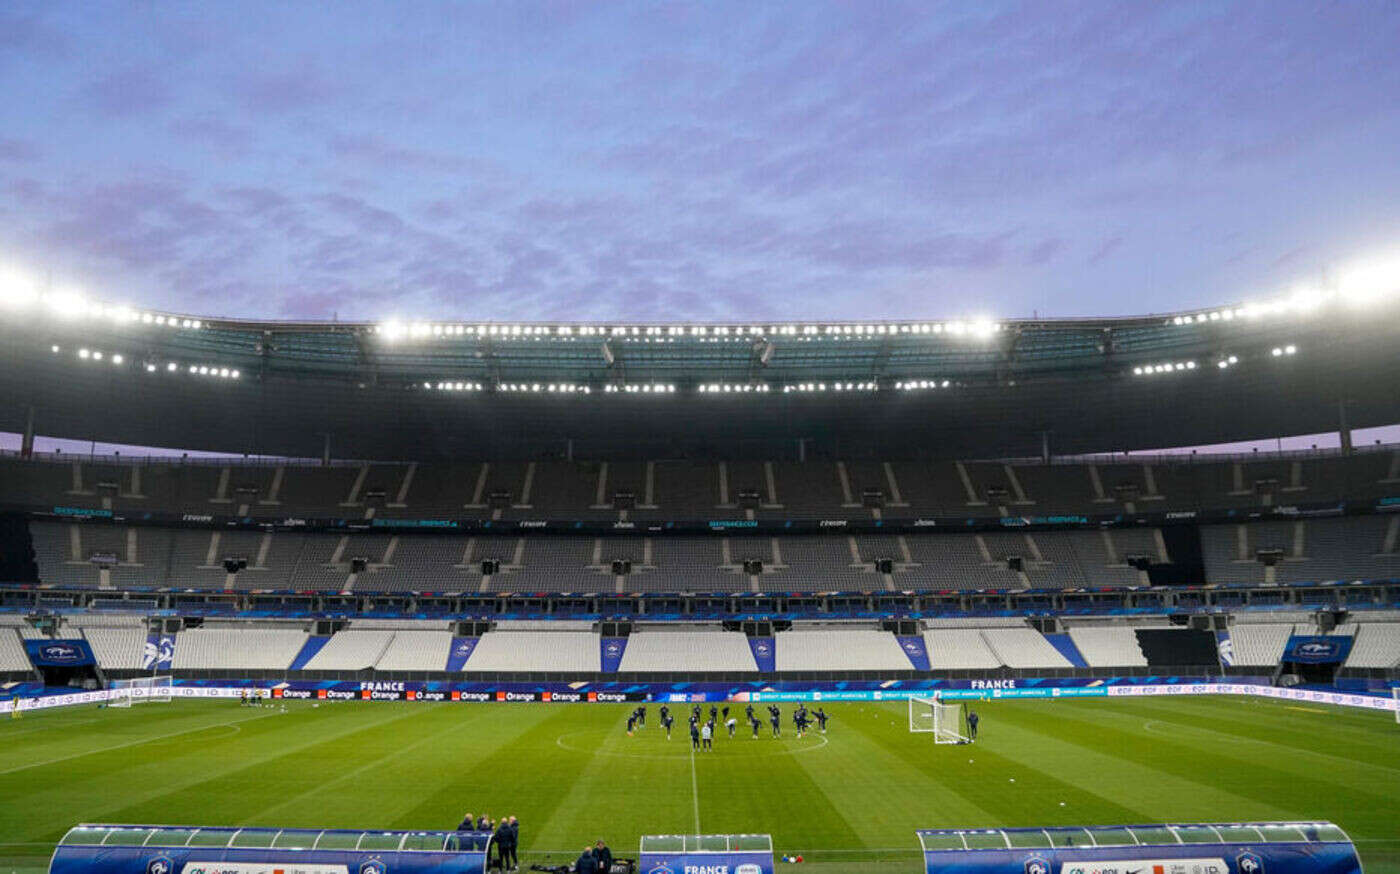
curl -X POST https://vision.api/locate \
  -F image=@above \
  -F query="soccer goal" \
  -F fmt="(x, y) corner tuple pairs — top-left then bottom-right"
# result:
(908, 696), (971, 744)
(110, 676), (173, 707)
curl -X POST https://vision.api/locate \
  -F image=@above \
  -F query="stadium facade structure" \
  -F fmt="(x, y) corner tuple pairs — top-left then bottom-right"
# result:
(1, 297), (1397, 460)
(1, 295), (1398, 692)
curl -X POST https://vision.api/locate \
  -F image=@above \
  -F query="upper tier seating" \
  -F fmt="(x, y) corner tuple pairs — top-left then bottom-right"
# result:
(5, 450), (1396, 522)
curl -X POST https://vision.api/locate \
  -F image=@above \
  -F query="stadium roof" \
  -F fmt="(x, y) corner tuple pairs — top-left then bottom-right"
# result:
(1, 291), (1397, 460)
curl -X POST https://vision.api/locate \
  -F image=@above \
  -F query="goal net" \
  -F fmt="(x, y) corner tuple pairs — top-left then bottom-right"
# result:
(110, 675), (173, 707)
(908, 696), (971, 744)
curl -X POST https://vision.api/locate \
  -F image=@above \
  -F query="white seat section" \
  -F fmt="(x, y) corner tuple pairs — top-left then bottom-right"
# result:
(775, 629), (910, 671)
(980, 628), (1072, 668)
(1067, 627), (1149, 667)
(0, 629), (31, 671)
(304, 630), (395, 671)
(922, 629), (1001, 669)
(171, 627), (308, 670)
(83, 627), (148, 670)
(375, 630), (454, 671)
(1345, 623), (1400, 669)
(16, 625), (49, 639)
(463, 631), (598, 672)
(618, 631), (757, 672)
(1228, 623), (1297, 666)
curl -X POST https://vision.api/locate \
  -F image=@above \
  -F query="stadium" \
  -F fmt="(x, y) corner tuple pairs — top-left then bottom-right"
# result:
(2, 274), (1399, 873)
(3, 5), (1400, 874)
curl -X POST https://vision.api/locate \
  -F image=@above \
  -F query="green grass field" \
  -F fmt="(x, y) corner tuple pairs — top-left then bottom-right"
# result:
(2, 696), (1397, 873)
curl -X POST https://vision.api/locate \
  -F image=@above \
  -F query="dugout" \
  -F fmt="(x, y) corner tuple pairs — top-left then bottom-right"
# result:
(639, 834), (773, 874)
(51, 825), (496, 874)
(916, 822), (1360, 874)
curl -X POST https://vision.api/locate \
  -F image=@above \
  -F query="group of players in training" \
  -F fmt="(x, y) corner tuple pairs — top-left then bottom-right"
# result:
(625, 702), (829, 748)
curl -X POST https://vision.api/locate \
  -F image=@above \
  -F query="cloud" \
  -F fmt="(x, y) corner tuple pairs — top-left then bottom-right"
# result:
(78, 68), (174, 118)
(0, 138), (40, 163)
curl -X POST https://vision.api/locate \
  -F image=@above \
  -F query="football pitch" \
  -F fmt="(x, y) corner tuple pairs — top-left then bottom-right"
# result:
(1, 697), (1396, 873)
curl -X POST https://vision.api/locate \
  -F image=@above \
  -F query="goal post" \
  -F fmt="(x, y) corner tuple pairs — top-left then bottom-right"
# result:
(909, 695), (971, 744)
(110, 675), (173, 707)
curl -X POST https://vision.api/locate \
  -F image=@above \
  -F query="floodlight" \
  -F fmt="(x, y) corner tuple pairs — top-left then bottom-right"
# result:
(46, 290), (86, 318)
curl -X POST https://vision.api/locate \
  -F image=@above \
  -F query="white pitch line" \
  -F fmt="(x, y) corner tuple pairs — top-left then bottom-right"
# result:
(0, 710), (279, 776)
(688, 736), (701, 833)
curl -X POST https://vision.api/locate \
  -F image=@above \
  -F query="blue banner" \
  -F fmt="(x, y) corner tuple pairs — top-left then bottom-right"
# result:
(640, 850), (773, 874)
(921, 837), (1359, 874)
(446, 637), (478, 671)
(24, 639), (96, 667)
(52, 837), (492, 874)
(896, 635), (931, 671)
(601, 637), (628, 672)
(142, 634), (174, 671)
(1284, 635), (1353, 664)
(748, 637), (775, 672)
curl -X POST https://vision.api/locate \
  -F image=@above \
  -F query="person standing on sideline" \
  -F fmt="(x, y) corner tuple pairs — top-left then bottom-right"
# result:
(593, 840), (613, 873)
(457, 813), (475, 832)
(509, 818), (521, 871)
(967, 709), (979, 741)
(575, 845), (598, 874)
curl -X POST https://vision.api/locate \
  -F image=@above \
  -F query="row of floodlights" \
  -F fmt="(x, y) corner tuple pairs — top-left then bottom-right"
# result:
(53, 344), (238, 378)
(1168, 253), (1400, 326)
(0, 277), (202, 329)
(376, 320), (1001, 341)
(1134, 347), (1295, 376)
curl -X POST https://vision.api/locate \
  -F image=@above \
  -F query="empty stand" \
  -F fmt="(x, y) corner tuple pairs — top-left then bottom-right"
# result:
(171, 626), (308, 671)
(618, 629), (757, 672)
(461, 630), (598, 672)
(774, 628), (910, 671)
(1067, 627), (1150, 667)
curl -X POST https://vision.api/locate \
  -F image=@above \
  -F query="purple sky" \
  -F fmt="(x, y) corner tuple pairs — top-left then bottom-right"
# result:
(1, 1), (1398, 323)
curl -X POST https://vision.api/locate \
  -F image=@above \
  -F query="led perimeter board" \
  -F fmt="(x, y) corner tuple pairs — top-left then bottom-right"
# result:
(916, 822), (1360, 874)
(50, 825), (496, 874)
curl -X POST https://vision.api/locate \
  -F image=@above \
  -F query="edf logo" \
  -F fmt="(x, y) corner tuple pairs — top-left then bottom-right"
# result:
(1024, 856), (1050, 874)
(1236, 851), (1264, 874)
(146, 856), (173, 874)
